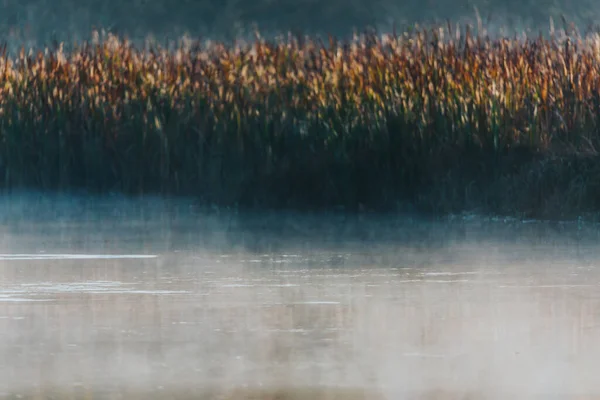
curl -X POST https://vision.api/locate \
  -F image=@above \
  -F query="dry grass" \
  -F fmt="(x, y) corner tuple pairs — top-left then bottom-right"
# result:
(2, 26), (600, 217)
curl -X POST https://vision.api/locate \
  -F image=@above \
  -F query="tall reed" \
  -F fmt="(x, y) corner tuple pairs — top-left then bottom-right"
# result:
(1, 27), (600, 215)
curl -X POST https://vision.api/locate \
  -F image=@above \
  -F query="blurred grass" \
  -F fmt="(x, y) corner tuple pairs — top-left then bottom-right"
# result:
(3, 0), (600, 46)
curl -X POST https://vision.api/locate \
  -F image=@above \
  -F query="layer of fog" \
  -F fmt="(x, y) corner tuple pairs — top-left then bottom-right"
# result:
(1, 192), (600, 398)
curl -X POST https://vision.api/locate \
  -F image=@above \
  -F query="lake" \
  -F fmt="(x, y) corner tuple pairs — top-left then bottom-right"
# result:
(1, 194), (600, 399)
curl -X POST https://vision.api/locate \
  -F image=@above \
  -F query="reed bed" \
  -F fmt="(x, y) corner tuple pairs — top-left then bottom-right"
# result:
(2, 27), (600, 216)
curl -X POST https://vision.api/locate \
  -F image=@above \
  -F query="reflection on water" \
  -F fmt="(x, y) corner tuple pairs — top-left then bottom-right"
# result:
(2, 194), (600, 398)
(0, 254), (157, 260)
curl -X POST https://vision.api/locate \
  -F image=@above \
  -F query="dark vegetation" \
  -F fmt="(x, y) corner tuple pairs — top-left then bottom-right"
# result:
(0, 26), (600, 218)
(4, 0), (600, 42)
(2, 1), (600, 218)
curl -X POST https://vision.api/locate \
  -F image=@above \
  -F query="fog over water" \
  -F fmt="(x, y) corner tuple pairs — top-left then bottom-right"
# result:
(1, 193), (600, 399)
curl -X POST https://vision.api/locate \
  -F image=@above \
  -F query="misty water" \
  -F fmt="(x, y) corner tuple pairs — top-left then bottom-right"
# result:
(2, 195), (600, 399)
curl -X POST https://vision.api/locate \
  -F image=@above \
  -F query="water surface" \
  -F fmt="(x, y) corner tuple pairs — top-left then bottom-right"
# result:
(1, 194), (600, 399)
